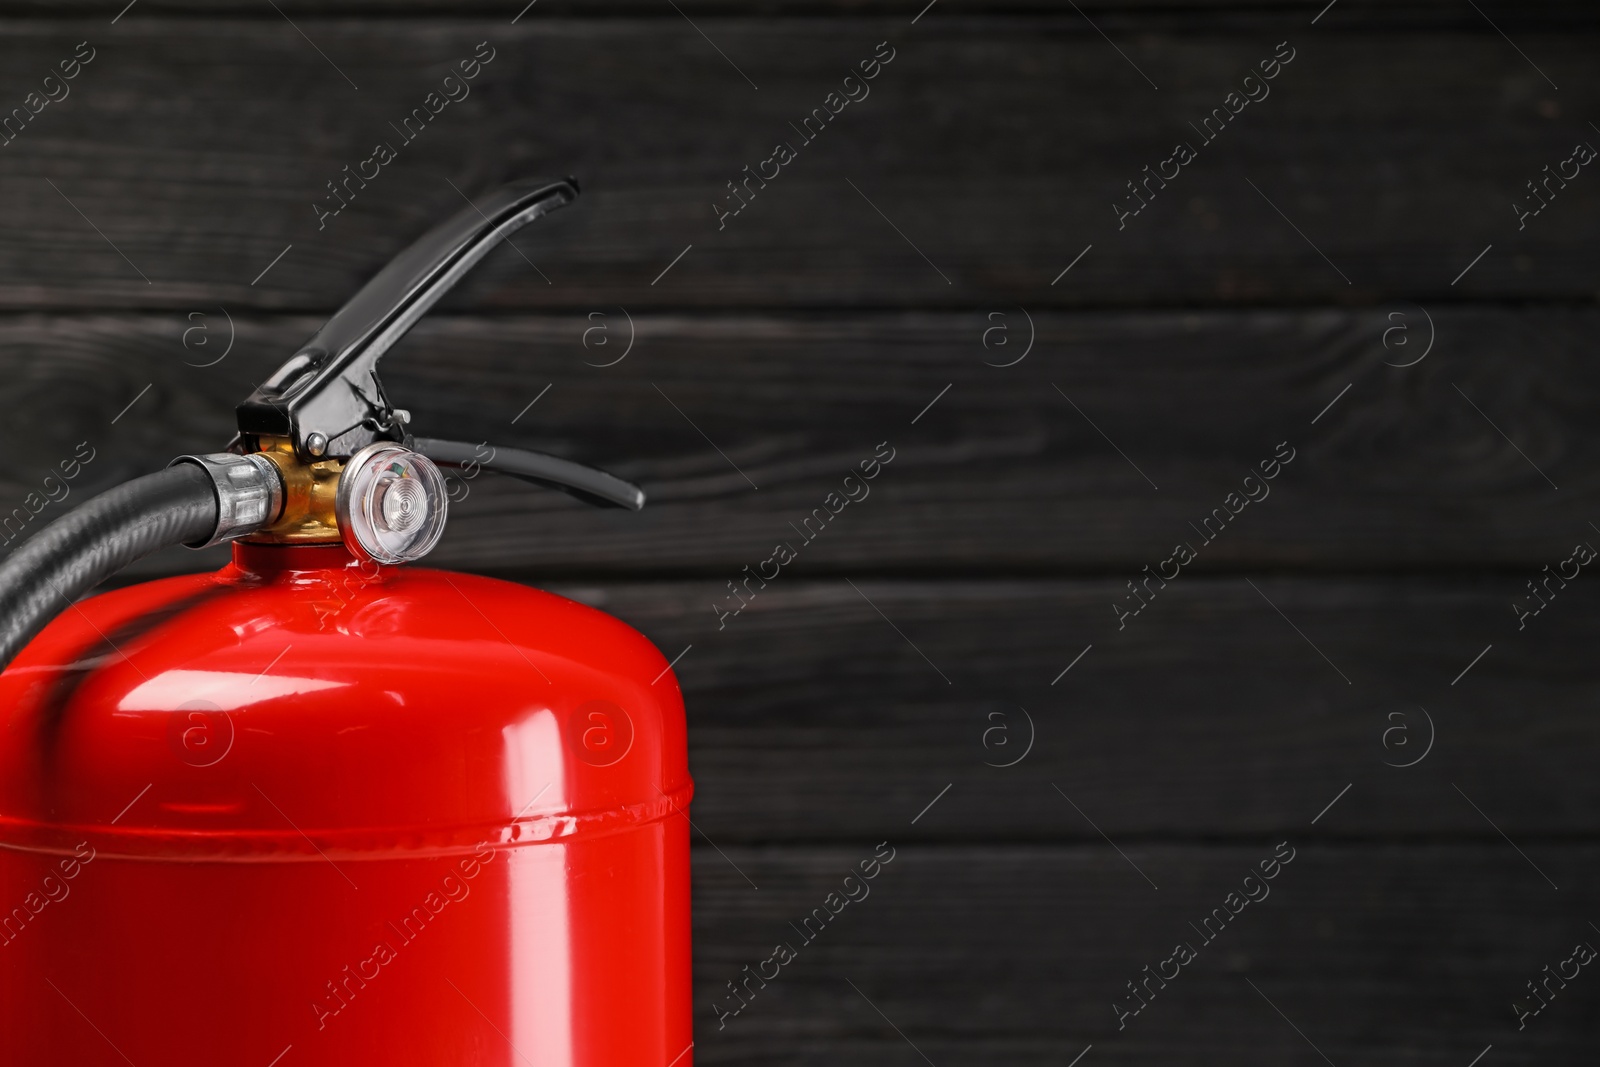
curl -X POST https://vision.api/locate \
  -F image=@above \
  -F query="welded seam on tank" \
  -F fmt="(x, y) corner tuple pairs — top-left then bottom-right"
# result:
(0, 781), (695, 861)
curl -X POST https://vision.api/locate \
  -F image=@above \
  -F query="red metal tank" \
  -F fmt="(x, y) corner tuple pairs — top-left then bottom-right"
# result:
(0, 541), (693, 1066)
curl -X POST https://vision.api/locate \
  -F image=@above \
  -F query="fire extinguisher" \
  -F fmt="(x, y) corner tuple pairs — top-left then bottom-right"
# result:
(0, 179), (693, 1066)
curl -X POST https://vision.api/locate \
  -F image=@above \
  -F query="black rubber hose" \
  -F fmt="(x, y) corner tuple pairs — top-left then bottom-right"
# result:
(0, 465), (218, 671)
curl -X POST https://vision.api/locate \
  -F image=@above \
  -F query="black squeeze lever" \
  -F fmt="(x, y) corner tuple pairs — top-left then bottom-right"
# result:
(236, 177), (645, 511)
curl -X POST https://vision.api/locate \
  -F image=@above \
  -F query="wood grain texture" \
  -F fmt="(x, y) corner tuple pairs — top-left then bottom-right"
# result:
(2, 309), (1589, 574)
(0, 19), (1589, 309)
(1, 5), (1595, 1063)
(16, 2), (1600, 23)
(12, 1), (1600, 26)
(551, 575), (1600, 839)
(689, 843), (1600, 1064)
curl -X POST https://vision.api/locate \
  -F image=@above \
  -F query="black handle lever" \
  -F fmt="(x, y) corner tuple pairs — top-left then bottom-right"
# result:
(413, 438), (645, 511)
(237, 178), (579, 461)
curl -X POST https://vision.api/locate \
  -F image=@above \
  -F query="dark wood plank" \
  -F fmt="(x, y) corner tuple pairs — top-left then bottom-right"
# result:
(581, 574), (1600, 839)
(690, 843), (1600, 1063)
(0, 19), (1590, 308)
(4, 309), (1594, 574)
(16, 1), (1600, 22)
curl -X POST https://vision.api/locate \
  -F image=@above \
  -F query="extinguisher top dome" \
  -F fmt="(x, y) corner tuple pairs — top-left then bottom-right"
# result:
(0, 547), (690, 855)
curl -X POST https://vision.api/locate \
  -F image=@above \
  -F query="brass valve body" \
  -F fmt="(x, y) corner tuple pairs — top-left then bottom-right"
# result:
(242, 436), (345, 543)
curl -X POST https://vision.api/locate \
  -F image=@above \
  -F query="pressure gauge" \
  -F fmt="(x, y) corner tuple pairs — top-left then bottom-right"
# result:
(336, 443), (449, 564)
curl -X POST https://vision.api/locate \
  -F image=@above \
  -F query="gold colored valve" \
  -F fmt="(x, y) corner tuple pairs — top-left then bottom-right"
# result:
(241, 436), (345, 543)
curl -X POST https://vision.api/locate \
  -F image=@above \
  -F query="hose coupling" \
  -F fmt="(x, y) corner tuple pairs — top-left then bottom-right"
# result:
(171, 453), (285, 548)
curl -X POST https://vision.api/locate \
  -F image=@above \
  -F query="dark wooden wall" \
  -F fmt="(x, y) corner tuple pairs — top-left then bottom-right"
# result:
(4, 1), (1599, 1062)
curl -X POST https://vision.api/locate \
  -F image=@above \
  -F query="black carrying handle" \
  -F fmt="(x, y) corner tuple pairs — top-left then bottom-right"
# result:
(232, 177), (645, 512)
(237, 178), (580, 461)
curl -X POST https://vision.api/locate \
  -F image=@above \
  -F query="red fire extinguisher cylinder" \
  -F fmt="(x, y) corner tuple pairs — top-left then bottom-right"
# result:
(0, 179), (694, 1066)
